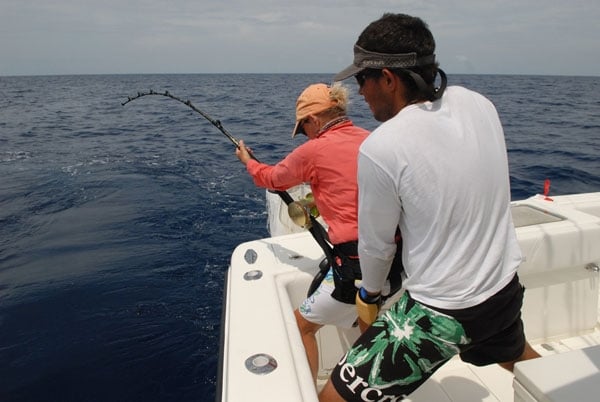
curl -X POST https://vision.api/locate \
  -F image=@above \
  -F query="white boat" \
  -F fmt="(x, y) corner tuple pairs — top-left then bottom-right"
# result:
(217, 191), (600, 402)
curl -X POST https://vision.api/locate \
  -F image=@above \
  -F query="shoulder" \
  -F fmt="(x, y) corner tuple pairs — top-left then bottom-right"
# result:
(359, 121), (400, 163)
(319, 123), (369, 145)
(330, 121), (370, 136)
(289, 139), (316, 156)
(443, 85), (496, 109)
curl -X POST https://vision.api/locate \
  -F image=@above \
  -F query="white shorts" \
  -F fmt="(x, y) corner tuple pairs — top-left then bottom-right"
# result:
(298, 268), (358, 329)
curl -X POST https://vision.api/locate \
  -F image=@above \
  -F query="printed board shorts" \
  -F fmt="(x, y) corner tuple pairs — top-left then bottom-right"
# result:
(298, 268), (358, 329)
(330, 274), (526, 401)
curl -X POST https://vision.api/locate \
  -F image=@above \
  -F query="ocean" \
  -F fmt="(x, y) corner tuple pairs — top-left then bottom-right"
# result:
(1, 73), (599, 402)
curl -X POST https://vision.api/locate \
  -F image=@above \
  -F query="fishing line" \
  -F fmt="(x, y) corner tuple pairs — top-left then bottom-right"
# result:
(122, 90), (335, 268)
(122, 90), (241, 149)
(122, 90), (288, 201)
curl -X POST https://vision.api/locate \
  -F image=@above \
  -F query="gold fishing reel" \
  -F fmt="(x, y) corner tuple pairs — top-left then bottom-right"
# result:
(288, 193), (320, 229)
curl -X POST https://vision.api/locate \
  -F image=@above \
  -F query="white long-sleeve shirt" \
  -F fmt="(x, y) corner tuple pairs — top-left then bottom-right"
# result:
(357, 86), (522, 310)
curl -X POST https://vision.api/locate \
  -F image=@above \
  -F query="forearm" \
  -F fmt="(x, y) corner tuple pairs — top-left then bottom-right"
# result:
(358, 251), (394, 293)
(357, 155), (400, 293)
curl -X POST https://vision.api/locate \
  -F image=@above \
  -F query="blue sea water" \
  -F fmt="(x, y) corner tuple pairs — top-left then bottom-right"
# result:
(0, 73), (599, 402)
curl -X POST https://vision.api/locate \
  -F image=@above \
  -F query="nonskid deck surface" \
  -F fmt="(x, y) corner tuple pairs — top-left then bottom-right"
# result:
(411, 331), (600, 402)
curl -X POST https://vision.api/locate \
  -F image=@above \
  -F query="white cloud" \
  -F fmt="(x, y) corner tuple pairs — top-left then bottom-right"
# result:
(1, 0), (599, 76)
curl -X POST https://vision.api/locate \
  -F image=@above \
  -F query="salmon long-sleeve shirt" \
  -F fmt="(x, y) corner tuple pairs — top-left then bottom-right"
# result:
(245, 121), (369, 245)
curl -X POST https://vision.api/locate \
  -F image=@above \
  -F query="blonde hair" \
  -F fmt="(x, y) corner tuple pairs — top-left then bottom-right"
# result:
(318, 83), (349, 120)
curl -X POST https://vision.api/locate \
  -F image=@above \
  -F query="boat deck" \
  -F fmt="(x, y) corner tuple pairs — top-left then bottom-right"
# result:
(406, 330), (600, 401)
(314, 320), (600, 401)
(312, 192), (600, 401)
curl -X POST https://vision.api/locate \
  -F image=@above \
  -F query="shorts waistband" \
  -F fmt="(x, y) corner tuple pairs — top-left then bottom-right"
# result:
(334, 241), (358, 258)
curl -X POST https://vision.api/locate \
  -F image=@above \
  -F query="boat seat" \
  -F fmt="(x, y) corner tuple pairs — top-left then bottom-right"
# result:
(513, 345), (600, 401)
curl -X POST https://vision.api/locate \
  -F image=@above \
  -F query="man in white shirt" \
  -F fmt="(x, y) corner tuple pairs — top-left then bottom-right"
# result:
(319, 13), (540, 402)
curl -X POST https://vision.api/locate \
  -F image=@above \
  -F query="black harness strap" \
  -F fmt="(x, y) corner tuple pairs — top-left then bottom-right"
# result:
(308, 230), (405, 302)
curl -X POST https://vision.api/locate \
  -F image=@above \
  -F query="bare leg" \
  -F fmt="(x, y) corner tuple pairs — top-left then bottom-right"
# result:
(318, 379), (346, 402)
(294, 308), (323, 382)
(357, 317), (370, 333)
(498, 341), (541, 372)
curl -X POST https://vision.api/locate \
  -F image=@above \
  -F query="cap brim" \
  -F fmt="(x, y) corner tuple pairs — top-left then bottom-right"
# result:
(333, 64), (363, 82)
(291, 120), (302, 138)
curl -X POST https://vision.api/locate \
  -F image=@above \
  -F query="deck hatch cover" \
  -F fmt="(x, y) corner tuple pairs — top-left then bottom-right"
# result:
(512, 205), (564, 227)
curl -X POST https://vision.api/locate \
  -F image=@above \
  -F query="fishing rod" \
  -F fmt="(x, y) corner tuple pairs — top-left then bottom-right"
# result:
(122, 90), (289, 201)
(122, 90), (335, 272)
(122, 89), (240, 147)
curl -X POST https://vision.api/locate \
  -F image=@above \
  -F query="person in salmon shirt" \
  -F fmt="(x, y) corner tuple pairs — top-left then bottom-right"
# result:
(236, 82), (370, 383)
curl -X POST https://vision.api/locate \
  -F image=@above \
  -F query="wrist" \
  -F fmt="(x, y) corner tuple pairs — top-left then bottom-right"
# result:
(359, 287), (381, 304)
(356, 287), (381, 326)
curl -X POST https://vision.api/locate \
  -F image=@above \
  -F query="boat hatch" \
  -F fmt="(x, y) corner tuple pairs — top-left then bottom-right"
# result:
(511, 205), (564, 227)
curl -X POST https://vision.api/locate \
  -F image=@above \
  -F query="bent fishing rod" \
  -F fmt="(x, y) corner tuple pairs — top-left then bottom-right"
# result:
(121, 90), (334, 265)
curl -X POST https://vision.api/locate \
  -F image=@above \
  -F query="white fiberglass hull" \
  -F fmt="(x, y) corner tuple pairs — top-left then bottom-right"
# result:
(217, 192), (600, 402)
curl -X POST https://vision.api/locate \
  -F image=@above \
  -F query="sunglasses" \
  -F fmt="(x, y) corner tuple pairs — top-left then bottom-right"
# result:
(297, 118), (308, 136)
(355, 69), (382, 87)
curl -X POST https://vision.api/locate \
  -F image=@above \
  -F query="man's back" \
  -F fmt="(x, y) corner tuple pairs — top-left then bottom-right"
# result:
(358, 86), (522, 309)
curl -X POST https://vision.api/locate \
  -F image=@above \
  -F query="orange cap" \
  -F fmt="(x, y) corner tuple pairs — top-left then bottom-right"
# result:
(291, 84), (337, 138)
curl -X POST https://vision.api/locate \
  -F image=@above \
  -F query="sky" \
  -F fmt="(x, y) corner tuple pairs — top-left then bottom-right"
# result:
(1, 0), (599, 77)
